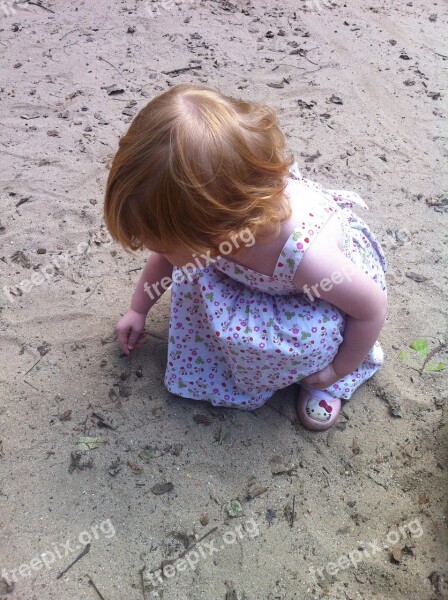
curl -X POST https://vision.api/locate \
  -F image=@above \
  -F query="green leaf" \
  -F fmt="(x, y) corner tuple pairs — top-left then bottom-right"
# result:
(409, 339), (429, 358)
(76, 436), (103, 450)
(139, 445), (154, 463)
(399, 351), (409, 361)
(226, 500), (243, 518)
(218, 425), (229, 445)
(424, 362), (446, 372)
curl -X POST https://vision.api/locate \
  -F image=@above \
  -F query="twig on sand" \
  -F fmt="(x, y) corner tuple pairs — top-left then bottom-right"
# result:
(56, 544), (91, 579)
(139, 567), (147, 600)
(59, 28), (84, 41)
(162, 65), (202, 76)
(24, 380), (41, 393)
(188, 526), (219, 551)
(84, 279), (103, 303)
(290, 495), (296, 529)
(98, 55), (122, 74)
(124, 350), (133, 384)
(419, 341), (446, 375)
(145, 527), (219, 580)
(28, 1), (55, 13)
(24, 356), (43, 376)
(367, 474), (388, 490)
(172, 526), (219, 564)
(88, 578), (107, 600)
(289, 47), (319, 66)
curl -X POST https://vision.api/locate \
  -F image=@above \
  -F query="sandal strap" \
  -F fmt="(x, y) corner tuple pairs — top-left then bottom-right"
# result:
(300, 386), (336, 402)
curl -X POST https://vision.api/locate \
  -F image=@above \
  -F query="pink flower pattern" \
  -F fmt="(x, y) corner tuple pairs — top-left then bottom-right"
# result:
(164, 163), (387, 410)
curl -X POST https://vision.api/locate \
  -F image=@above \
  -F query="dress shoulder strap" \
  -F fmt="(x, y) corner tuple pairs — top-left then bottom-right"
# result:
(273, 181), (337, 284)
(272, 162), (370, 283)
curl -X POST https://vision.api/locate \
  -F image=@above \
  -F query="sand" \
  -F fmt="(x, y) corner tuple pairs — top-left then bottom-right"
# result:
(0, 1), (447, 599)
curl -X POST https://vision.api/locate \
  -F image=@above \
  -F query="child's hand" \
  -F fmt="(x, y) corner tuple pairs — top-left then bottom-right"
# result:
(301, 363), (341, 390)
(115, 309), (147, 355)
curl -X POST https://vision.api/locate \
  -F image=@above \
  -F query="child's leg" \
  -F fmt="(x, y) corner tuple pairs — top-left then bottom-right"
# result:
(322, 340), (384, 400)
(296, 340), (384, 430)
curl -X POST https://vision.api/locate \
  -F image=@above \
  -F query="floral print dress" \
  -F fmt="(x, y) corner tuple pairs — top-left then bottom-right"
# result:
(164, 162), (387, 409)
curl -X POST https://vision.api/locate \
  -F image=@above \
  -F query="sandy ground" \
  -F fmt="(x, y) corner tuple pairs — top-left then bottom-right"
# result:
(0, 1), (447, 599)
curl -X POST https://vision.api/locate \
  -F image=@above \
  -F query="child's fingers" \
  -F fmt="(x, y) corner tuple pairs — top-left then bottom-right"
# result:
(128, 327), (144, 350)
(132, 332), (147, 350)
(116, 329), (131, 355)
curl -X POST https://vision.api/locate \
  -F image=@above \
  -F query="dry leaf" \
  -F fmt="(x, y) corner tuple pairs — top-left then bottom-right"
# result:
(104, 84), (125, 95)
(269, 455), (296, 475)
(418, 493), (430, 506)
(151, 482), (174, 495)
(108, 458), (121, 477)
(247, 481), (269, 499)
(390, 545), (402, 563)
(59, 409), (72, 422)
(330, 94), (343, 104)
(193, 414), (212, 426)
(351, 437), (362, 455)
(127, 461), (144, 474)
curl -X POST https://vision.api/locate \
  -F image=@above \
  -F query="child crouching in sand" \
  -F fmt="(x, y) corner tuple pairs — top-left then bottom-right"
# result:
(104, 83), (387, 431)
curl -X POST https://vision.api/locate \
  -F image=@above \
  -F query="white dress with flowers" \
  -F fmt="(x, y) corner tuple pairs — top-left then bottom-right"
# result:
(164, 162), (387, 409)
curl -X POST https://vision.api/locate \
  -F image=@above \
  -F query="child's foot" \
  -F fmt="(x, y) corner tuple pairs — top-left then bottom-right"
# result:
(297, 386), (341, 431)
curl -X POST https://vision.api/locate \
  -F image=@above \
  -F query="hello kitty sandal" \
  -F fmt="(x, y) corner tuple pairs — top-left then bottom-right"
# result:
(297, 386), (341, 431)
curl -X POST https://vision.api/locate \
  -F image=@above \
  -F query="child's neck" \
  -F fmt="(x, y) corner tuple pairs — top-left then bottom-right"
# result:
(224, 188), (295, 277)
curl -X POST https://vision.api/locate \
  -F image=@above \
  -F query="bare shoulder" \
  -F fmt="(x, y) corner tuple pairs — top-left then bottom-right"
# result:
(293, 211), (345, 288)
(226, 180), (345, 277)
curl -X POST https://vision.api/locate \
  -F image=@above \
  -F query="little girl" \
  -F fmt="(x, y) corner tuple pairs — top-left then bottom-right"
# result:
(104, 83), (387, 431)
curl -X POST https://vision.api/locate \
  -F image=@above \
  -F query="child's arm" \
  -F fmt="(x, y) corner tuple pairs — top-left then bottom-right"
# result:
(116, 252), (173, 355)
(130, 252), (174, 314)
(293, 214), (387, 389)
